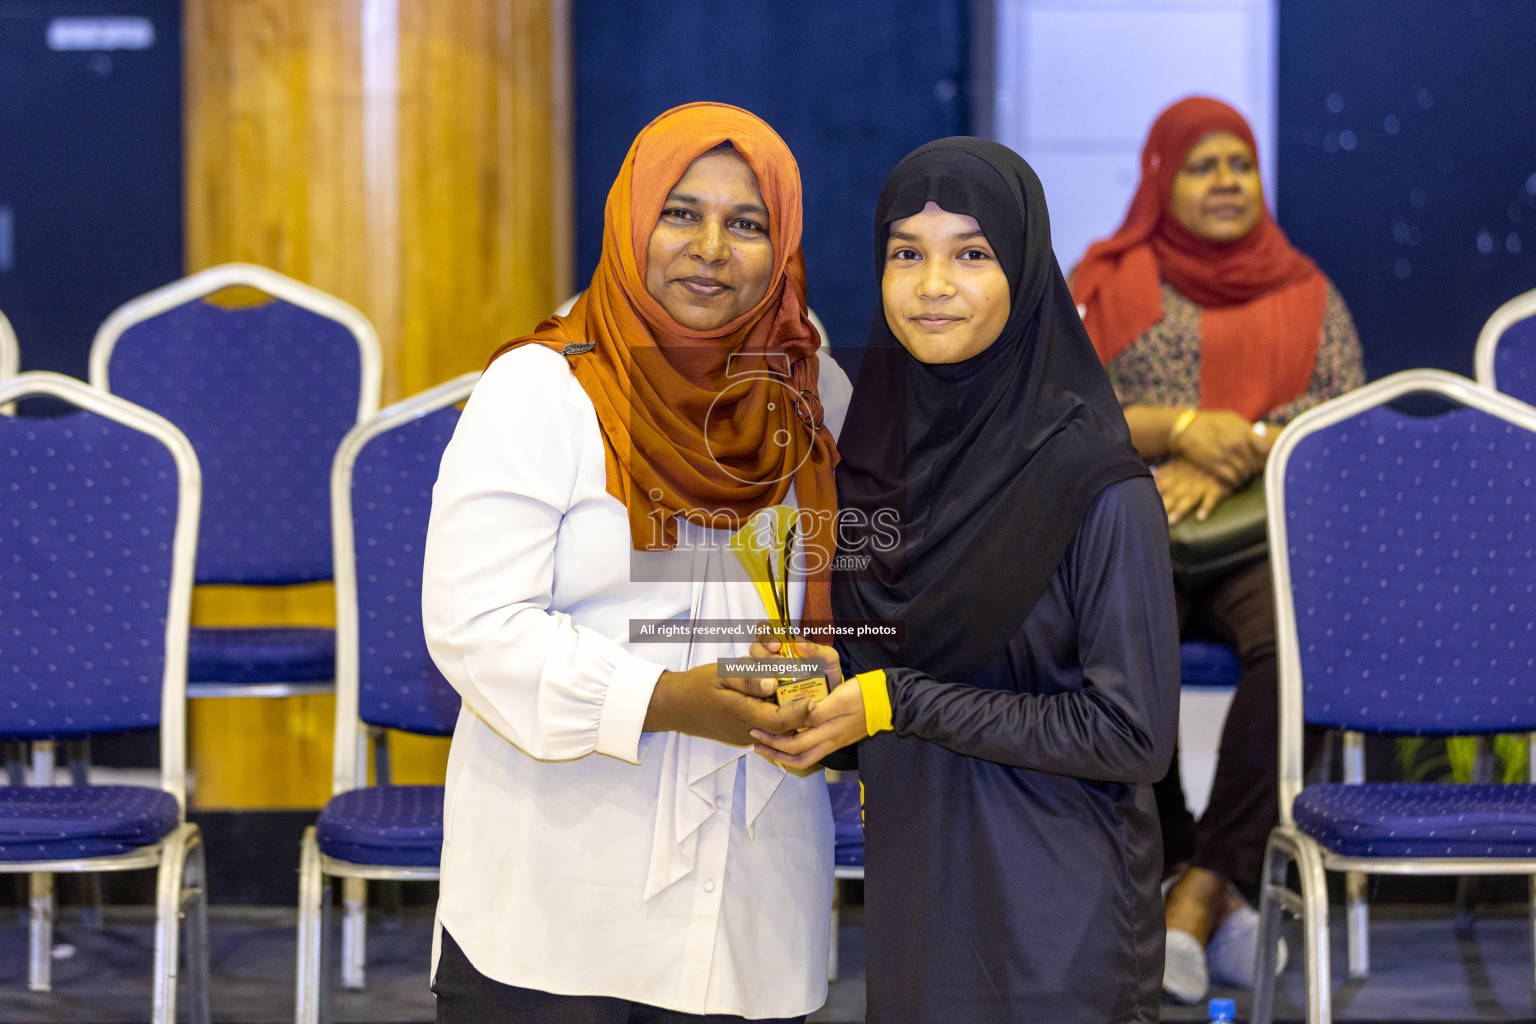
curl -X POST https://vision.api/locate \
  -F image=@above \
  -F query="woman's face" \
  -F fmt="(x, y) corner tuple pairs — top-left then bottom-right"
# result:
(881, 201), (1010, 364)
(1169, 131), (1264, 242)
(645, 148), (775, 331)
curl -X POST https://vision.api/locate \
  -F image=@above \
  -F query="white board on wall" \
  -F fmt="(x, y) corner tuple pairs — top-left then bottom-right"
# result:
(991, 0), (1277, 272)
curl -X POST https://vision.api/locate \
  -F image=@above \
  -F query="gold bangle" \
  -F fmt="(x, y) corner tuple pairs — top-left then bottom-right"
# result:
(1168, 407), (1199, 454)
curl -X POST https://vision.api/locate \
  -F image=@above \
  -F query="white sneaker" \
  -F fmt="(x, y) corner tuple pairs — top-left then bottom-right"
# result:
(1163, 927), (1209, 1004)
(1206, 895), (1289, 988)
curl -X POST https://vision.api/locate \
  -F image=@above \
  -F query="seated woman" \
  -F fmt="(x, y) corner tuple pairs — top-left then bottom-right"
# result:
(754, 138), (1179, 1024)
(1071, 96), (1366, 1002)
(422, 102), (851, 1023)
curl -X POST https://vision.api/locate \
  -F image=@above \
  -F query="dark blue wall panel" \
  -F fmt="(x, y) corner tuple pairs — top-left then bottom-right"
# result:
(573, 0), (970, 380)
(1278, 0), (1536, 380)
(0, 0), (182, 382)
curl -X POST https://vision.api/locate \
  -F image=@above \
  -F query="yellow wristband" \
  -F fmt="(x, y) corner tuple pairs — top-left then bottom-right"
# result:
(1167, 407), (1199, 454)
(856, 669), (893, 736)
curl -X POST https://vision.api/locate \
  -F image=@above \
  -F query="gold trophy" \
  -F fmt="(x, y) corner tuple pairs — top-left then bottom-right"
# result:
(732, 506), (829, 708)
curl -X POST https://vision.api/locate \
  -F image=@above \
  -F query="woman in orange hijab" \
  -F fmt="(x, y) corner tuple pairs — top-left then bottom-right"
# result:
(422, 102), (852, 1022)
(1072, 96), (1365, 1005)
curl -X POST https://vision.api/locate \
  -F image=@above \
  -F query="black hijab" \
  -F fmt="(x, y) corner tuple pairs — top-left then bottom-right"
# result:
(833, 137), (1149, 682)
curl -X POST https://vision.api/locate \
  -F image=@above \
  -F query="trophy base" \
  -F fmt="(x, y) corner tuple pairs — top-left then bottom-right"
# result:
(775, 676), (829, 708)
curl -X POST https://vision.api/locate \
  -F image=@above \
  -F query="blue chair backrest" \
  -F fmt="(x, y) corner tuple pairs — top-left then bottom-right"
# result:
(1281, 403), (1536, 735)
(1490, 312), (1536, 408)
(0, 409), (183, 737)
(104, 297), (363, 585)
(350, 404), (461, 736)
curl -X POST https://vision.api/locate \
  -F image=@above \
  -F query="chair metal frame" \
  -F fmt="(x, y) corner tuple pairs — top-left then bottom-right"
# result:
(295, 371), (479, 1024)
(0, 372), (209, 1024)
(0, 308), (16, 381)
(88, 262), (383, 698)
(1252, 369), (1536, 1024)
(1474, 286), (1536, 398)
(90, 262), (382, 421)
(0, 308), (16, 416)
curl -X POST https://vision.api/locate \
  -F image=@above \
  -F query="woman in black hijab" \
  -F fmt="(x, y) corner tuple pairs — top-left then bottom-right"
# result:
(754, 139), (1180, 1023)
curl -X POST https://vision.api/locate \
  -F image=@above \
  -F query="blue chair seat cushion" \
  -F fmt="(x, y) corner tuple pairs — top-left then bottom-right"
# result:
(317, 785), (444, 867)
(1179, 641), (1241, 690)
(1294, 782), (1536, 858)
(0, 785), (180, 861)
(828, 780), (864, 868)
(188, 626), (335, 684)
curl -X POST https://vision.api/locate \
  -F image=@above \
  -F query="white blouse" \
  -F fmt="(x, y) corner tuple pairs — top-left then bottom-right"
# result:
(423, 342), (852, 1017)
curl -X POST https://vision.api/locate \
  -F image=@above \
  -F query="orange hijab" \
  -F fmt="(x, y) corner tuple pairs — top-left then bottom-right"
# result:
(490, 102), (838, 624)
(1071, 96), (1327, 421)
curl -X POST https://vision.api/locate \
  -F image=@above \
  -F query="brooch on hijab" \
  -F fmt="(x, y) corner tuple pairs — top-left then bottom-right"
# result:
(794, 389), (826, 433)
(562, 341), (596, 356)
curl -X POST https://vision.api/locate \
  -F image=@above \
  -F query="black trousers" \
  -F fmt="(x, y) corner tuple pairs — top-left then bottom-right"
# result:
(433, 929), (807, 1024)
(1155, 559), (1281, 891)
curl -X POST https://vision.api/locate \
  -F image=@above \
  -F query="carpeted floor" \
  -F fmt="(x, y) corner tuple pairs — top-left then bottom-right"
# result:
(0, 902), (1532, 1022)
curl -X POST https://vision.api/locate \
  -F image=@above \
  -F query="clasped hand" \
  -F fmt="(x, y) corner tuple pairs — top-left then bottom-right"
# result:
(747, 636), (869, 772)
(642, 659), (809, 748)
(641, 625), (842, 747)
(1156, 457), (1232, 525)
(1175, 410), (1271, 488)
(643, 629), (869, 767)
(1160, 411), (1274, 525)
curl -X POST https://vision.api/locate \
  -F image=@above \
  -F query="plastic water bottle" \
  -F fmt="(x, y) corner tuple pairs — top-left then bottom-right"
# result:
(1208, 997), (1237, 1022)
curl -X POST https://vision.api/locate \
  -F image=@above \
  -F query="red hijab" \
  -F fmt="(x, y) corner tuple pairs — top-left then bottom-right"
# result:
(1071, 96), (1327, 420)
(489, 102), (838, 624)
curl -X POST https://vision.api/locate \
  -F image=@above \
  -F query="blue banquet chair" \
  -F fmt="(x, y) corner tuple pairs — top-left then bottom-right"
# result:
(0, 320), (102, 908)
(0, 314), (92, 780)
(0, 372), (209, 1022)
(89, 263), (382, 697)
(1475, 286), (1536, 409)
(1251, 369), (1536, 1024)
(294, 372), (476, 1024)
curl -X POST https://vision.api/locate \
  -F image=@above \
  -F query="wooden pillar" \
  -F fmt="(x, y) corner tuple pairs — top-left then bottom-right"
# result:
(183, 0), (571, 808)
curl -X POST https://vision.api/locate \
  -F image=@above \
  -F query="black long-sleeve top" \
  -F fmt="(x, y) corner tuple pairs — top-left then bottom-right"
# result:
(847, 475), (1180, 1024)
